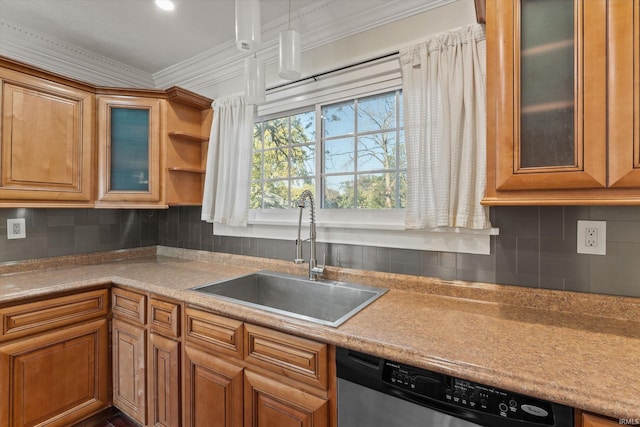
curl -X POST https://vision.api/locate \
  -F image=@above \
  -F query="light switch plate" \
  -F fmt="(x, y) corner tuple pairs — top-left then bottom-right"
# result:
(7, 218), (26, 240)
(577, 220), (606, 255)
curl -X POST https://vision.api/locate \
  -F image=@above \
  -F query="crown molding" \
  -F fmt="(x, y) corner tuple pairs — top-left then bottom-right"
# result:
(0, 0), (456, 92)
(0, 20), (154, 87)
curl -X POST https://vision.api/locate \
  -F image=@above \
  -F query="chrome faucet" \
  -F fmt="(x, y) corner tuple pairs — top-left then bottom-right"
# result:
(294, 190), (325, 280)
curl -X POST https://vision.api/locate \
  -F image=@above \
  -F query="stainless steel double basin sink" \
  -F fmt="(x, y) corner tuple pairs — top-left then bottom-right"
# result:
(190, 270), (387, 327)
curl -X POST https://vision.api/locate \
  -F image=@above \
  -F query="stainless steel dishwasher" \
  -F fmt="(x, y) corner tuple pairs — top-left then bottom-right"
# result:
(336, 347), (574, 427)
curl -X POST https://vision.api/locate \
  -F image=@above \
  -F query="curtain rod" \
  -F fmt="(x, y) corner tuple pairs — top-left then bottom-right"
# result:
(266, 51), (399, 92)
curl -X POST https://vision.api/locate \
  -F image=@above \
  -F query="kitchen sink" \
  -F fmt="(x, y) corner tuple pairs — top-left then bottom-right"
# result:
(190, 270), (387, 327)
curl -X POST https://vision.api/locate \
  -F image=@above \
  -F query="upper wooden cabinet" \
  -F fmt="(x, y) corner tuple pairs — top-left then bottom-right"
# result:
(608, 0), (640, 188)
(164, 99), (212, 206)
(0, 67), (94, 204)
(96, 90), (212, 208)
(97, 95), (163, 207)
(484, 0), (640, 205)
(0, 56), (212, 208)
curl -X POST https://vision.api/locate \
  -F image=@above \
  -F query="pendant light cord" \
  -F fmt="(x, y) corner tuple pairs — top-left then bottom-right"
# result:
(288, 0), (292, 30)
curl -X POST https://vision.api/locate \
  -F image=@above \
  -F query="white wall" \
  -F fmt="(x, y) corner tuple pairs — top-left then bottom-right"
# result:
(199, 0), (477, 100)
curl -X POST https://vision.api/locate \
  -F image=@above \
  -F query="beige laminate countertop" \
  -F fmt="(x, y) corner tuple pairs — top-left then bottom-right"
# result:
(0, 246), (639, 420)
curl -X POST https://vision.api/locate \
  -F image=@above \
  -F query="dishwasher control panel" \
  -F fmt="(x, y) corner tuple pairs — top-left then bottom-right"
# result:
(382, 361), (556, 425)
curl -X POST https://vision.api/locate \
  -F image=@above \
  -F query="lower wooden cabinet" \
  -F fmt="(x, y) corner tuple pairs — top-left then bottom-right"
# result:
(183, 345), (243, 427)
(149, 333), (181, 427)
(112, 317), (147, 426)
(581, 412), (621, 427)
(244, 370), (328, 427)
(183, 307), (334, 427)
(0, 318), (109, 427)
(112, 289), (183, 427)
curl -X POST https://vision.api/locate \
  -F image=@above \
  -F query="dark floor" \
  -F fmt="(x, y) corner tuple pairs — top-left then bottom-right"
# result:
(72, 408), (140, 427)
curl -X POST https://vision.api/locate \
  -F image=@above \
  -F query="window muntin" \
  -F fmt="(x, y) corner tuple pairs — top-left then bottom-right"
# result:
(251, 90), (404, 210)
(322, 90), (405, 209)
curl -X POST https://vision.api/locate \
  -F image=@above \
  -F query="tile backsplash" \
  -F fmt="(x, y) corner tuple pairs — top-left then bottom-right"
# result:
(3, 205), (640, 298)
(159, 205), (640, 298)
(0, 208), (158, 262)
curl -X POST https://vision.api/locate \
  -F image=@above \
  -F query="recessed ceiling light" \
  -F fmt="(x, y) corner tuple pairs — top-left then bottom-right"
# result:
(155, 0), (175, 11)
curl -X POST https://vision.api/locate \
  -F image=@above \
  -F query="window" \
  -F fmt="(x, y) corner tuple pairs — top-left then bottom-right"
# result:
(251, 90), (404, 210)
(251, 111), (316, 209)
(322, 90), (405, 209)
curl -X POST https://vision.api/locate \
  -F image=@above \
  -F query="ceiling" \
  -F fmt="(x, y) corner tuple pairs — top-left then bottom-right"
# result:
(0, 0), (318, 74)
(0, 0), (459, 89)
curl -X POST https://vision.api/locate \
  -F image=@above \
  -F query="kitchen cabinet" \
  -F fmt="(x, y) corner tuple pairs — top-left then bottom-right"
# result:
(183, 307), (334, 427)
(112, 287), (148, 425)
(0, 289), (109, 427)
(0, 64), (94, 205)
(97, 95), (162, 207)
(149, 332), (181, 427)
(148, 297), (182, 427)
(0, 56), (213, 208)
(97, 89), (212, 208)
(244, 370), (329, 427)
(608, 0), (640, 188)
(163, 89), (213, 206)
(484, 0), (640, 205)
(580, 412), (620, 426)
(112, 318), (147, 425)
(112, 288), (183, 427)
(183, 344), (244, 427)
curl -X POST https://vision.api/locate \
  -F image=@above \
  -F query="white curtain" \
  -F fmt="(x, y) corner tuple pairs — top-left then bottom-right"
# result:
(401, 24), (491, 230)
(201, 95), (253, 226)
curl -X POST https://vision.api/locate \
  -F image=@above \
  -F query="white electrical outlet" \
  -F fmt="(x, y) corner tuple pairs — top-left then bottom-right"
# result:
(577, 220), (606, 255)
(7, 218), (26, 240)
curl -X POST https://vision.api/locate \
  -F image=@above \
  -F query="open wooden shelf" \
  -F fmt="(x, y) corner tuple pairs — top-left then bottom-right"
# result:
(168, 131), (209, 143)
(168, 167), (206, 174)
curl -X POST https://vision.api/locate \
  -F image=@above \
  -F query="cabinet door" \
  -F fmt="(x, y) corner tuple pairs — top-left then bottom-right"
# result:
(608, 0), (640, 188)
(0, 68), (93, 202)
(183, 345), (243, 427)
(244, 370), (328, 427)
(97, 96), (162, 205)
(112, 318), (147, 425)
(488, 0), (607, 192)
(0, 318), (109, 427)
(582, 413), (620, 427)
(149, 333), (181, 427)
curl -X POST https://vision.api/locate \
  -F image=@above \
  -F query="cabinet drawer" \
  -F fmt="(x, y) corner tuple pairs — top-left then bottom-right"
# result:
(149, 297), (180, 338)
(112, 287), (146, 325)
(244, 323), (328, 390)
(184, 307), (243, 359)
(0, 289), (109, 342)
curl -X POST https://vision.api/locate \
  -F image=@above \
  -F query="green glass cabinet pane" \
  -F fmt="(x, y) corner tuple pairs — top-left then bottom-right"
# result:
(520, 0), (575, 168)
(110, 108), (150, 191)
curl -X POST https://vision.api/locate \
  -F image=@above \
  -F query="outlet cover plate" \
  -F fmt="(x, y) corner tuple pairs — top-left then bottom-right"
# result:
(7, 218), (26, 240)
(577, 220), (606, 255)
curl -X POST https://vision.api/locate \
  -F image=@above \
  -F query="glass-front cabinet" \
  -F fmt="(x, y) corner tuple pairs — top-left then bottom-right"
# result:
(486, 0), (640, 204)
(484, 0), (610, 204)
(97, 96), (162, 206)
